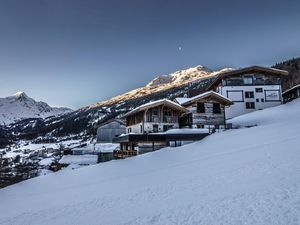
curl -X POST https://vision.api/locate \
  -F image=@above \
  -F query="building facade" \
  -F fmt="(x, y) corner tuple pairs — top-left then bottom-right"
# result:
(124, 99), (188, 134)
(207, 66), (288, 119)
(178, 91), (233, 130)
(96, 119), (126, 143)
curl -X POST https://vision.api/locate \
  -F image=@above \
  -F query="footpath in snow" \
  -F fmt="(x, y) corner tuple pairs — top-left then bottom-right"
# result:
(0, 99), (300, 225)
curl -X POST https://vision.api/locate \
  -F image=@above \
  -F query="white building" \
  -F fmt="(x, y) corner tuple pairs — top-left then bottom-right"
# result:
(124, 99), (188, 134)
(207, 66), (288, 119)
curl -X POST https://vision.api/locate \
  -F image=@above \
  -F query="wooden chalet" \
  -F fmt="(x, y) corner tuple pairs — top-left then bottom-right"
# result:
(124, 99), (188, 134)
(179, 91), (233, 130)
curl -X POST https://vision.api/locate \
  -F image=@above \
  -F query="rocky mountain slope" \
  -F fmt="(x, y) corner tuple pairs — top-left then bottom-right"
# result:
(0, 92), (73, 125)
(94, 66), (230, 106)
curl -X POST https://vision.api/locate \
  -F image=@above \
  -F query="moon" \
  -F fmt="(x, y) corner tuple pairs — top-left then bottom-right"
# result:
(178, 46), (182, 51)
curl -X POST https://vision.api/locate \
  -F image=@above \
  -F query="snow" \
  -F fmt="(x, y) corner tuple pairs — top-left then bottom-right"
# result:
(39, 158), (54, 166)
(58, 155), (98, 165)
(0, 92), (73, 124)
(174, 97), (189, 105)
(282, 83), (300, 94)
(124, 99), (187, 117)
(166, 128), (209, 134)
(0, 100), (300, 225)
(95, 66), (232, 107)
(95, 143), (119, 153)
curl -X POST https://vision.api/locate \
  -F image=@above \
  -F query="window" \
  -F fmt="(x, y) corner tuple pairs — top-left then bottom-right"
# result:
(164, 110), (171, 116)
(256, 98), (259, 102)
(255, 88), (263, 93)
(245, 91), (254, 98)
(261, 98), (265, 102)
(213, 103), (221, 114)
(163, 125), (173, 132)
(197, 102), (205, 113)
(140, 125), (143, 133)
(152, 109), (158, 116)
(153, 125), (158, 133)
(128, 128), (132, 133)
(245, 102), (255, 109)
(243, 76), (253, 85)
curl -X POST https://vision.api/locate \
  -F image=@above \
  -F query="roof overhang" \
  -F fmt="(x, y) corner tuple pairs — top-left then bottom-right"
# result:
(124, 99), (188, 118)
(207, 66), (289, 90)
(181, 91), (233, 106)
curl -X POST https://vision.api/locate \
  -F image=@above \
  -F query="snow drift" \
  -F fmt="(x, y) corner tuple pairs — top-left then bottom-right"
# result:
(0, 100), (300, 225)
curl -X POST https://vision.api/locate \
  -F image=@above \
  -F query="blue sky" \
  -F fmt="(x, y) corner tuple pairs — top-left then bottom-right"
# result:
(0, 0), (299, 108)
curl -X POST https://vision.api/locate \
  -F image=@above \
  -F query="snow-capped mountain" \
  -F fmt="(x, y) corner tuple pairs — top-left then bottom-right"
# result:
(95, 65), (232, 106)
(0, 92), (73, 125)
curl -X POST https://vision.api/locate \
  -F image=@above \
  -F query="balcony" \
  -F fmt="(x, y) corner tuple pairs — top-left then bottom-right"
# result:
(146, 116), (178, 123)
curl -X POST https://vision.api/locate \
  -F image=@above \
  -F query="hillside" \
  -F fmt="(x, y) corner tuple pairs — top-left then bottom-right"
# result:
(6, 66), (226, 140)
(0, 99), (299, 225)
(274, 57), (300, 90)
(0, 92), (73, 125)
(94, 66), (230, 106)
(2, 57), (300, 143)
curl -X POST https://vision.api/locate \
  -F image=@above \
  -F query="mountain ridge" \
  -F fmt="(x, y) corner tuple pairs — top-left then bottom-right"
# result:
(2, 57), (300, 143)
(0, 92), (73, 125)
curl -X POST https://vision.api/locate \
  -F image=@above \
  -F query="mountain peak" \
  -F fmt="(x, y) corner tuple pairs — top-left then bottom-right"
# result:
(14, 91), (28, 98)
(0, 92), (73, 124)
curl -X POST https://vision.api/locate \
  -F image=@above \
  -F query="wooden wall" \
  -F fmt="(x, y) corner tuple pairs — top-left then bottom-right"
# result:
(186, 101), (225, 126)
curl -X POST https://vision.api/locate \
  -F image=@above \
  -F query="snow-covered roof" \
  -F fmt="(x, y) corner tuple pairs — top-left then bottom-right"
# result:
(166, 128), (209, 134)
(180, 91), (233, 106)
(174, 97), (189, 105)
(207, 66), (289, 90)
(124, 99), (188, 117)
(58, 155), (98, 165)
(282, 84), (300, 95)
(39, 158), (54, 166)
(71, 143), (119, 153)
(95, 143), (119, 153)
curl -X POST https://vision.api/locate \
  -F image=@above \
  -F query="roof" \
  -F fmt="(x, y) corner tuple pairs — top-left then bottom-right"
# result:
(282, 84), (300, 95)
(174, 97), (189, 105)
(207, 66), (289, 90)
(98, 118), (126, 128)
(58, 155), (98, 165)
(124, 99), (188, 117)
(95, 143), (119, 153)
(180, 91), (233, 106)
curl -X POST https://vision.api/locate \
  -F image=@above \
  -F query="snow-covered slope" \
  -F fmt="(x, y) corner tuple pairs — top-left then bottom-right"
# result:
(1, 100), (300, 225)
(95, 66), (232, 106)
(0, 92), (73, 125)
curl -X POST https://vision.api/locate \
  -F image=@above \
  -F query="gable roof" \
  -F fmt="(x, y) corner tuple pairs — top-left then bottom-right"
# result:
(180, 91), (233, 106)
(124, 99), (188, 117)
(98, 118), (126, 128)
(207, 66), (288, 90)
(174, 97), (190, 105)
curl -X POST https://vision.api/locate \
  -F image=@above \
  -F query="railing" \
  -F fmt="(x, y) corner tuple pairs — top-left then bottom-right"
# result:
(163, 116), (178, 123)
(146, 116), (178, 123)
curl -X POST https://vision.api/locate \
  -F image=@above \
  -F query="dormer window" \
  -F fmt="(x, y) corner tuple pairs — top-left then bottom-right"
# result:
(243, 76), (253, 85)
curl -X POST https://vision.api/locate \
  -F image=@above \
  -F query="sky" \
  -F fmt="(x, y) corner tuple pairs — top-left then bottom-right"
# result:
(0, 0), (299, 109)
